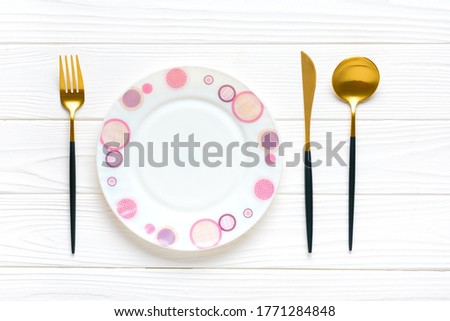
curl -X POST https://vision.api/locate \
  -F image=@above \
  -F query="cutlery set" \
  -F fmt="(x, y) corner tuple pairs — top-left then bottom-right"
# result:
(58, 53), (379, 254)
(301, 52), (380, 253)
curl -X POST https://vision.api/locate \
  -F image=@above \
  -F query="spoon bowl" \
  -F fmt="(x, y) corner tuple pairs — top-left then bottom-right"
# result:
(332, 57), (380, 109)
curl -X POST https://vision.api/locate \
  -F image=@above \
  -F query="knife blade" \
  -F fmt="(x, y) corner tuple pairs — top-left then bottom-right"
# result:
(301, 51), (316, 253)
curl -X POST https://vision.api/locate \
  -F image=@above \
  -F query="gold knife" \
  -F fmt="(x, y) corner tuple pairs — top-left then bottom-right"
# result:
(301, 51), (316, 253)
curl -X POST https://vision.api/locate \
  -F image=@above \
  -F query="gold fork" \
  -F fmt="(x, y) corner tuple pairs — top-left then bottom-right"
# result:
(59, 55), (85, 254)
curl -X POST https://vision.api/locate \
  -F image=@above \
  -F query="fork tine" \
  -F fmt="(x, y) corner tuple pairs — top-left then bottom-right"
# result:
(65, 55), (71, 92)
(76, 55), (84, 91)
(70, 55), (77, 92)
(59, 55), (66, 92)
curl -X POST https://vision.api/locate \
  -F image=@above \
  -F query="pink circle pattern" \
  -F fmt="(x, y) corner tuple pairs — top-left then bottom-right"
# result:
(243, 208), (253, 218)
(190, 219), (222, 249)
(218, 85), (236, 102)
(117, 198), (137, 219)
(219, 214), (236, 232)
(145, 224), (155, 234)
(107, 177), (117, 186)
(142, 83), (153, 94)
(100, 118), (130, 151)
(166, 68), (187, 88)
(254, 179), (275, 200)
(265, 153), (276, 165)
(204, 75), (214, 85)
(232, 91), (264, 123)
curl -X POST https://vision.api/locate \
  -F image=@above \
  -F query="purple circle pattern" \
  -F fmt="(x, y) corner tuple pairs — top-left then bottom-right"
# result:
(157, 228), (176, 246)
(261, 131), (279, 149)
(106, 150), (123, 168)
(121, 88), (142, 109)
(218, 85), (236, 102)
(219, 214), (236, 231)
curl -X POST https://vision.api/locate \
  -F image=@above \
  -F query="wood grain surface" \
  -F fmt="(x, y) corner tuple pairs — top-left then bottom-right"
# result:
(0, 0), (449, 300)
(1, 268), (449, 300)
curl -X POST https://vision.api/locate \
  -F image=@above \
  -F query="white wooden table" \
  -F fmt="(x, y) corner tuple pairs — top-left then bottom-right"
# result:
(1, 0), (450, 300)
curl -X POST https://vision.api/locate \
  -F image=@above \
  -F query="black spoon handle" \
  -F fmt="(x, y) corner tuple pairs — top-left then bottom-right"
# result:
(349, 136), (356, 251)
(304, 150), (313, 253)
(70, 141), (76, 254)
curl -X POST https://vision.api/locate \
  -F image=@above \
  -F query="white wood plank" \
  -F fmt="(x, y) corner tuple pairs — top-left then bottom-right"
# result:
(1, 0), (450, 44)
(0, 268), (449, 300)
(0, 194), (449, 269)
(0, 120), (448, 195)
(0, 44), (450, 120)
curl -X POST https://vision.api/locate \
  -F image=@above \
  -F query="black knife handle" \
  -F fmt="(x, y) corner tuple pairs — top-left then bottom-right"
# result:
(304, 150), (313, 253)
(349, 136), (356, 251)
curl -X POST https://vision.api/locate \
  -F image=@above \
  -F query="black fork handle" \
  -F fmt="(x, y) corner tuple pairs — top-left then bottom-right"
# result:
(70, 141), (76, 254)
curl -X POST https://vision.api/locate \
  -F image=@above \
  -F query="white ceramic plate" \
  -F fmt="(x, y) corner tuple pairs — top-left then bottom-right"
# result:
(97, 66), (281, 251)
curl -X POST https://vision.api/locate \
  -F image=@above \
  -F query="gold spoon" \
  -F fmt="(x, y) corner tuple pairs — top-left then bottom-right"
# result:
(332, 57), (380, 251)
